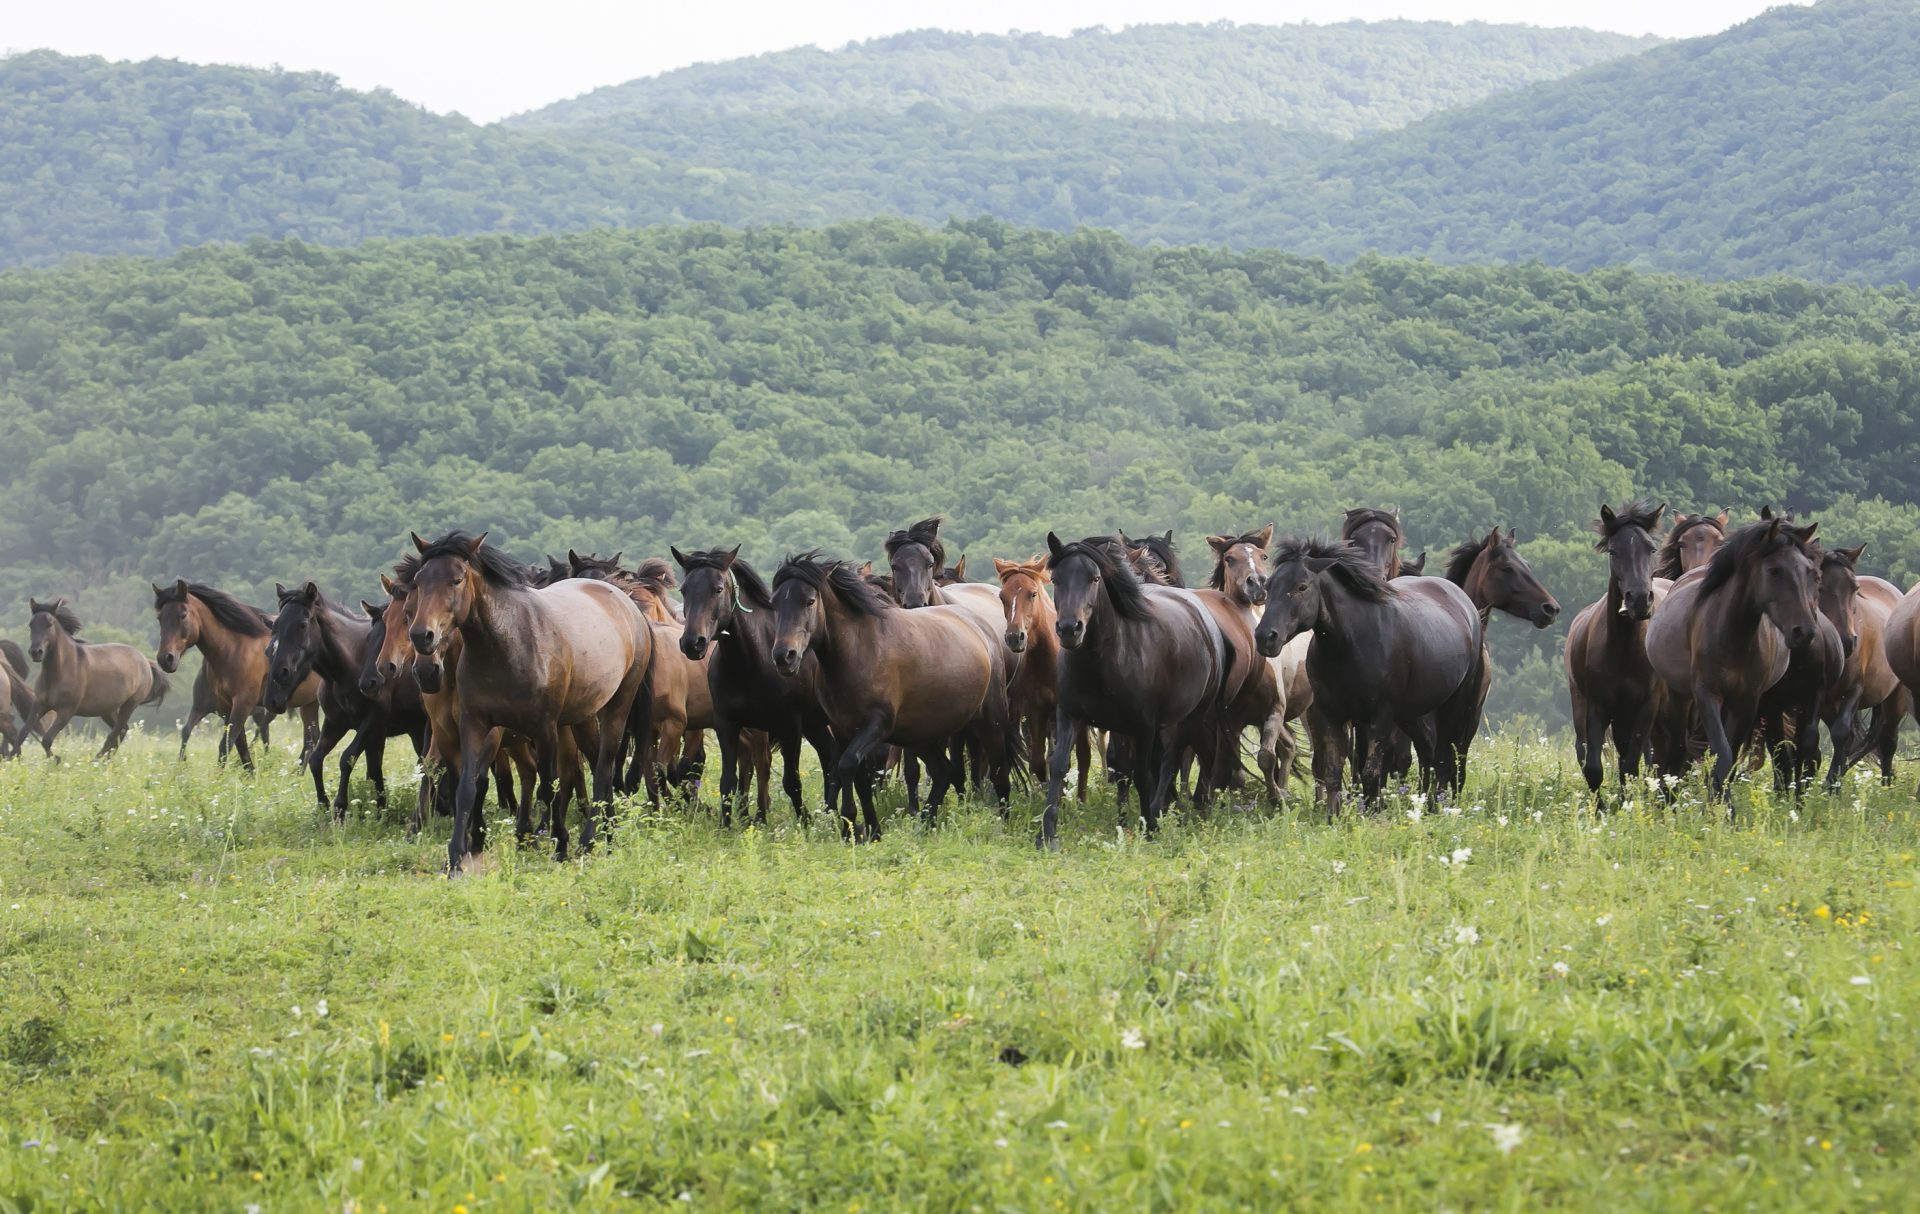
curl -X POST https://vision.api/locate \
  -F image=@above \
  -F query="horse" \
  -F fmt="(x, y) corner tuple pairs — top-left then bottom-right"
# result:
(1442, 530), (1561, 631)
(1645, 517), (1821, 804)
(1756, 545), (1859, 791)
(0, 639), (37, 758)
(26, 598), (169, 759)
(154, 581), (321, 770)
(1206, 527), (1312, 800)
(674, 546), (837, 828)
(1564, 501), (1666, 799)
(1653, 510), (1729, 581)
(404, 531), (652, 871)
(1340, 508), (1406, 580)
(1820, 554), (1907, 787)
(1884, 584), (1920, 795)
(1254, 540), (1484, 811)
(1043, 534), (1232, 845)
(993, 556), (1094, 800)
(769, 554), (1012, 839)
(1119, 531), (1186, 588)
(179, 668), (273, 762)
(265, 582), (428, 819)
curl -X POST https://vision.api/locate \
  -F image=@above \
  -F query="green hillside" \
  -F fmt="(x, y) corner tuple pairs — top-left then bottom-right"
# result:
(510, 22), (1657, 136)
(3, 220), (1919, 726)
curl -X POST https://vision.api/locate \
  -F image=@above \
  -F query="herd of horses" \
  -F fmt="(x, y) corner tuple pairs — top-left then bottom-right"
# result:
(5, 503), (1920, 870)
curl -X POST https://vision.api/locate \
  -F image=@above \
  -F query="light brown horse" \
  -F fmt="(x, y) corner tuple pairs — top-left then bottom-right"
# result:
(153, 581), (320, 769)
(993, 557), (1092, 800)
(1, 639), (38, 758)
(1653, 510), (1730, 581)
(1207, 527), (1311, 800)
(403, 532), (653, 871)
(1829, 561), (1909, 786)
(27, 599), (169, 758)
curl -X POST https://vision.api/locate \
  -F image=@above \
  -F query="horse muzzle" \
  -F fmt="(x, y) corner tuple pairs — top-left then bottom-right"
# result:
(1055, 620), (1086, 649)
(412, 659), (444, 694)
(1004, 630), (1027, 653)
(28, 647), (45, 663)
(1533, 601), (1562, 629)
(1244, 579), (1267, 605)
(156, 650), (179, 673)
(1785, 624), (1814, 650)
(359, 671), (386, 696)
(1254, 629), (1281, 658)
(773, 647), (801, 676)
(408, 628), (437, 654)
(680, 634), (710, 661)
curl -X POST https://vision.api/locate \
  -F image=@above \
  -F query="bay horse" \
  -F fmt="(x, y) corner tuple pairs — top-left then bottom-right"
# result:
(674, 546), (836, 828)
(1442, 530), (1561, 630)
(1564, 500), (1666, 798)
(265, 582), (428, 818)
(1653, 510), (1729, 580)
(1756, 545), (1858, 791)
(0, 639), (37, 758)
(153, 581), (320, 770)
(769, 554), (1012, 839)
(404, 532), (652, 871)
(1340, 508), (1406, 580)
(1254, 540), (1484, 811)
(1645, 517), (1821, 804)
(1207, 527), (1312, 800)
(27, 599), (170, 759)
(1043, 534), (1230, 845)
(993, 557), (1092, 800)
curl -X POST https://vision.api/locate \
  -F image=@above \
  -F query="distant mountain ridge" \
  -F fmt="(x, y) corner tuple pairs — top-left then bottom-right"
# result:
(508, 21), (1662, 138)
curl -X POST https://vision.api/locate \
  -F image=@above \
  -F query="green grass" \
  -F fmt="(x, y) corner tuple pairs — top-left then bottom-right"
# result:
(0, 729), (1916, 1212)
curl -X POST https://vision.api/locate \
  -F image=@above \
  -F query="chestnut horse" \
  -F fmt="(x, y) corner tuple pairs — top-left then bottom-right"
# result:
(770, 554), (1012, 839)
(1207, 527), (1312, 799)
(1565, 501), (1665, 799)
(1254, 540), (1485, 811)
(993, 557), (1092, 800)
(1044, 535), (1231, 845)
(675, 546), (836, 828)
(27, 599), (170, 759)
(404, 532), (653, 871)
(1645, 517), (1821, 804)
(179, 668), (272, 761)
(154, 581), (320, 769)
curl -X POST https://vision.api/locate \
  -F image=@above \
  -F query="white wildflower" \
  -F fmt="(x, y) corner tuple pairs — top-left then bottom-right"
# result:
(1851, 975), (1872, 987)
(1486, 1123), (1525, 1155)
(1595, 914), (1613, 927)
(1453, 925), (1480, 946)
(1551, 962), (1569, 977)
(1120, 1026), (1146, 1050)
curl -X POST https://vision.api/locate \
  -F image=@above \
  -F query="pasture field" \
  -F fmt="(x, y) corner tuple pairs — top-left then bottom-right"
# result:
(0, 731), (1916, 1212)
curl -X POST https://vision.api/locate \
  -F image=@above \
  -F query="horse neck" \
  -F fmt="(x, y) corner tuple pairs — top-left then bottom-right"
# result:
(313, 608), (372, 683)
(37, 621), (80, 676)
(191, 598), (259, 671)
(1602, 570), (1645, 646)
(716, 595), (779, 673)
(814, 586), (883, 661)
(454, 578), (532, 663)
(1311, 577), (1387, 655)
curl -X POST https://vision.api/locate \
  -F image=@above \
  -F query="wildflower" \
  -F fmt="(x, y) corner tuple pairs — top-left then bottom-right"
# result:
(1486, 1123), (1524, 1155)
(1451, 847), (1472, 866)
(1453, 925), (1480, 946)
(1850, 975), (1872, 987)
(1331, 860), (1346, 874)
(378, 1021), (390, 1048)
(649, 1023), (664, 1038)
(1442, 803), (1462, 817)
(1551, 962), (1569, 977)
(291, 1006), (301, 1018)
(1814, 905), (1831, 920)
(315, 999), (328, 1018)
(1496, 815), (1509, 827)
(1047, 1120), (1068, 1129)
(1120, 1026), (1146, 1050)
(994, 1138), (1009, 1149)
(1595, 914), (1613, 926)
(1354, 1142), (1372, 1154)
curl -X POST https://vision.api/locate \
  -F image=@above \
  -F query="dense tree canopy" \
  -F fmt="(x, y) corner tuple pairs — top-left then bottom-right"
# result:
(509, 22), (1654, 135)
(2, 220), (1917, 728)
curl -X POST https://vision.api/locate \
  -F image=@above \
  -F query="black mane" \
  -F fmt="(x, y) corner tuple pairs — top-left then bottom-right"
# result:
(678, 549), (773, 609)
(1271, 538), (1397, 603)
(884, 516), (947, 567)
(1698, 519), (1814, 600)
(1442, 534), (1495, 586)
(1594, 498), (1665, 550)
(775, 552), (895, 617)
(1205, 530), (1269, 591)
(28, 598), (85, 636)
(1653, 511), (1726, 579)
(1340, 508), (1402, 540)
(155, 582), (271, 637)
(1049, 537), (1153, 621)
(416, 532), (532, 587)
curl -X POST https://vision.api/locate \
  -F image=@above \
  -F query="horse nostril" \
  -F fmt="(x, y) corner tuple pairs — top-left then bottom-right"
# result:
(410, 629), (433, 652)
(1542, 602), (1560, 618)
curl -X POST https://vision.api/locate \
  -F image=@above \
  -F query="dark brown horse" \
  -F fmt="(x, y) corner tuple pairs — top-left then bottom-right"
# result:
(404, 532), (653, 871)
(1255, 540), (1484, 811)
(154, 581), (320, 769)
(1442, 530), (1561, 630)
(1646, 517), (1821, 803)
(1757, 545), (1858, 791)
(1565, 501), (1665, 798)
(993, 556), (1093, 800)
(770, 554), (1012, 839)
(674, 546), (837, 828)
(1044, 535), (1231, 845)
(1340, 508), (1406, 580)
(27, 599), (169, 758)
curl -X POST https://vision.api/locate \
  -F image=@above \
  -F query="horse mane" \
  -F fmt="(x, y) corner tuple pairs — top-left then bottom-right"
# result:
(1272, 537), (1397, 604)
(29, 599), (86, 637)
(1594, 498), (1665, 550)
(632, 557), (678, 592)
(152, 582), (271, 637)
(1652, 511), (1726, 579)
(1442, 534), (1494, 586)
(884, 516), (947, 568)
(1697, 519), (1815, 601)
(775, 552), (895, 617)
(678, 549), (774, 609)
(274, 583), (354, 624)
(1049, 537), (1153, 622)
(416, 532), (533, 587)
(1125, 532), (1185, 588)
(1340, 508), (1402, 540)
(0, 639), (28, 678)
(1205, 530), (1270, 591)
(389, 551), (423, 592)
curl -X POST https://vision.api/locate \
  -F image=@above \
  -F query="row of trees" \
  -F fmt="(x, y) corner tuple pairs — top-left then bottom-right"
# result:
(3, 219), (1918, 728)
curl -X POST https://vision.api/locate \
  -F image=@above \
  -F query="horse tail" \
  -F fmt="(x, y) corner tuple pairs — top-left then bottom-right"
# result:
(144, 660), (172, 706)
(0, 640), (26, 680)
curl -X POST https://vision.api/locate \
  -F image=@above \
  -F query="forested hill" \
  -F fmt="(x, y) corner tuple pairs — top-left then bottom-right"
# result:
(507, 22), (1657, 136)
(4, 220), (1920, 725)
(1220, 0), (1920, 285)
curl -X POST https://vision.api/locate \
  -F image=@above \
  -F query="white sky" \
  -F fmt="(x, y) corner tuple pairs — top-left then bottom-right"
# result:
(6, 0), (1794, 123)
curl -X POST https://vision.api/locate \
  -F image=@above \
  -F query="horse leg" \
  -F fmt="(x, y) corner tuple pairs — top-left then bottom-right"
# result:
(715, 720), (742, 828)
(37, 710), (74, 760)
(749, 732), (773, 822)
(447, 722), (500, 875)
(774, 726), (807, 826)
(923, 744), (953, 827)
(802, 718), (837, 826)
(305, 712), (349, 812)
(1306, 707), (1345, 815)
(227, 697), (260, 773)
(1145, 727), (1185, 838)
(1040, 708), (1080, 850)
(1694, 687), (1742, 807)
(1823, 690), (1862, 791)
(903, 748), (922, 817)
(833, 717), (890, 842)
(179, 700), (210, 761)
(331, 725), (371, 822)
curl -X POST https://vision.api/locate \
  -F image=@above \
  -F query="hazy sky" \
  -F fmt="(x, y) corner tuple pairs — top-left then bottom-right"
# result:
(8, 0), (1794, 123)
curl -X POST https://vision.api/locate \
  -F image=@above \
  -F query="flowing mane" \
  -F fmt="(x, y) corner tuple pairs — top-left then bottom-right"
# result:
(775, 552), (896, 617)
(884, 517), (947, 567)
(1697, 519), (1816, 600)
(1653, 511), (1727, 579)
(1593, 498), (1665, 550)
(154, 582), (272, 637)
(28, 598), (86, 637)
(415, 532), (533, 587)
(1049, 536), (1153, 621)
(1271, 538), (1397, 604)
(1206, 530), (1271, 591)
(1442, 533), (1504, 587)
(1122, 531), (1184, 588)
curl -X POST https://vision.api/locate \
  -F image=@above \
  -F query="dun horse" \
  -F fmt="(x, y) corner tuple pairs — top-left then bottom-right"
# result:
(27, 599), (169, 758)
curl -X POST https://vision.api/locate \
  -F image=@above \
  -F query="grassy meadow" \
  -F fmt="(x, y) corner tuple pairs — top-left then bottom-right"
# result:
(0, 727), (1916, 1211)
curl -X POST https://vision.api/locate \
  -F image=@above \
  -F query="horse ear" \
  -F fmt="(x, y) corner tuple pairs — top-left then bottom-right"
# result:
(1390, 507), (1400, 523)
(993, 557), (1015, 577)
(1486, 526), (1501, 546)
(466, 533), (488, 557)
(567, 548), (583, 570)
(856, 560), (873, 576)
(411, 531), (429, 554)
(1046, 531), (1066, 558)
(1760, 505), (1776, 521)
(720, 546), (739, 568)
(1797, 523), (1819, 544)
(1715, 509), (1729, 526)
(669, 546), (690, 570)
(174, 578), (187, 596)
(151, 583), (165, 604)
(380, 573), (396, 595)
(1162, 530), (1174, 544)
(1253, 523), (1273, 549)
(274, 582), (288, 598)
(1599, 504), (1617, 526)
(1652, 503), (1667, 526)
(1845, 543), (1867, 564)
(952, 555), (966, 580)
(362, 600), (382, 620)
(302, 581), (320, 603)
(1206, 534), (1231, 553)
